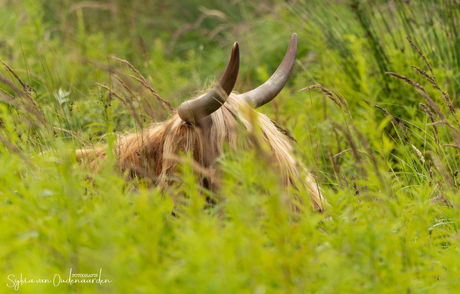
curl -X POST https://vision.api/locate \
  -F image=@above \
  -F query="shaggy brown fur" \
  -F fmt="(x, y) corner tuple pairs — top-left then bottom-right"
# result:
(77, 94), (326, 211)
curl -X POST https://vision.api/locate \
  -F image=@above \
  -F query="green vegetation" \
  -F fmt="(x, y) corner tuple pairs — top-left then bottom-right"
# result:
(2, 0), (460, 292)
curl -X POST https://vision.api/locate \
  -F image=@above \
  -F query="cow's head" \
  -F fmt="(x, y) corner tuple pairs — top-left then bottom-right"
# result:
(78, 34), (326, 211)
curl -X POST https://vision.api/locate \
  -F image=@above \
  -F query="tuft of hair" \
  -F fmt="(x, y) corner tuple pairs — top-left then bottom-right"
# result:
(77, 94), (326, 211)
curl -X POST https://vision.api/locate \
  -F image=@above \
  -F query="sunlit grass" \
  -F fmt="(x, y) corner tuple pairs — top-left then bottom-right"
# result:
(1, 1), (460, 293)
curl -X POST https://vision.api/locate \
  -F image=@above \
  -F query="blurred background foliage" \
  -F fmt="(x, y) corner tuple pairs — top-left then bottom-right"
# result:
(1, 0), (460, 149)
(2, 0), (460, 293)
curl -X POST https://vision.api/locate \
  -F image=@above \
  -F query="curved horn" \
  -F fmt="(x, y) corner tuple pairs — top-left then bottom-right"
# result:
(237, 33), (297, 108)
(178, 42), (240, 124)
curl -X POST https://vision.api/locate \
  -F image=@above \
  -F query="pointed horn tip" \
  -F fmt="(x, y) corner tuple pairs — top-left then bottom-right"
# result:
(232, 42), (239, 55)
(178, 41), (239, 124)
(236, 33), (298, 108)
(290, 33), (298, 46)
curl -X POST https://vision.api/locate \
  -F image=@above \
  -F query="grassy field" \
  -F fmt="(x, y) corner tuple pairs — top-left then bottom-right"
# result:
(1, 0), (460, 293)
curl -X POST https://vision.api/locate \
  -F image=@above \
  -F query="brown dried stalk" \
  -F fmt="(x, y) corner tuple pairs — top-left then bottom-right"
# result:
(406, 37), (460, 131)
(439, 91), (459, 131)
(139, 35), (149, 65)
(14, 69), (46, 83)
(427, 121), (458, 132)
(332, 122), (364, 178)
(1, 61), (46, 125)
(350, 174), (359, 196)
(0, 75), (24, 96)
(111, 75), (140, 103)
(97, 83), (143, 129)
(314, 142), (320, 168)
(411, 144), (425, 164)
(410, 65), (436, 84)
(341, 167), (350, 190)
(386, 72), (445, 121)
(0, 90), (42, 127)
(429, 161), (434, 181)
(53, 127), (91, 146)
(300, 84), (347, 116)
(328, 146), (342, 189)
(68, 2), (116, 13)
(430, 151), (454, 188)
(111, 56), (173, 113)
(0, 133), (34, 167)
(398, 120), (410, 143)
(0, 91), (21, 108)
(270, 119), (297, 143)
(129, 75), (163, 116)
(112, 74), (156, 122)
(444, 144), (460, 151)
(332, 89), (353, 118)
(333, 149), (352, 158)
(427, 121), (460, 151)
(0, 75), (46, 125)
(406, 36), (436, 82)
(374, 104), (398, 125)
(420, 103), (439, 144)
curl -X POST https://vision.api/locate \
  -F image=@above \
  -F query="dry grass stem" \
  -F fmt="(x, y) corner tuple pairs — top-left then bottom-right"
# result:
(53, 127), (91, 146)
(444, 144), (460, 151)
(332, 122), (365, 177)
(0, 74), (46, 125)
(2, 61), (28, 91)
(0, 133), (34, 167)
(332, 89), (353, 118)
(314, 142), (320, 168)
(0, 90), (42, 127)
(334, 149), (352, 158)
(386, 72), (445, 121)
(374, 104), (398, 125)
(300, 84), (350, 117)
(270, 119), (297, 143)
(97, 83), (144, 129)
(68, 2), (116, 13)
(341, 167), (350, 190)
(111, 74), (140, 103)
(0, 91), (21, 108)
(420, 103), (440, 144)
(430, 151), (454, 188)
(14, 69), (46, 83)
(328, 146), (342, 188)
(427, 121), (458, 132)
(410, 65), (436, 84)
(139, 35), (149, 65)
(350, 174), (359, 196)
(406, 36), (436, 82)
(0, 74), (25, 96)
(1, 62), (45, 125)
(111, 56), (173, 113)
(129, 74), (165, 115)
(398, 120), (410, 143)
(411, 144), (425, 164)
(429, 161), (434, 181)
(406, 37), (460, 131)
(112, 74), (156, 122)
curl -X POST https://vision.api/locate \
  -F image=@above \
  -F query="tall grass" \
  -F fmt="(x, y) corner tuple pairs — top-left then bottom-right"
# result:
(1, 0), (460, 293)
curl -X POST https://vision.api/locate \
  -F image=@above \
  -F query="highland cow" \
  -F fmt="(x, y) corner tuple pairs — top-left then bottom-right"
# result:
(77, 34), (326, 211)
